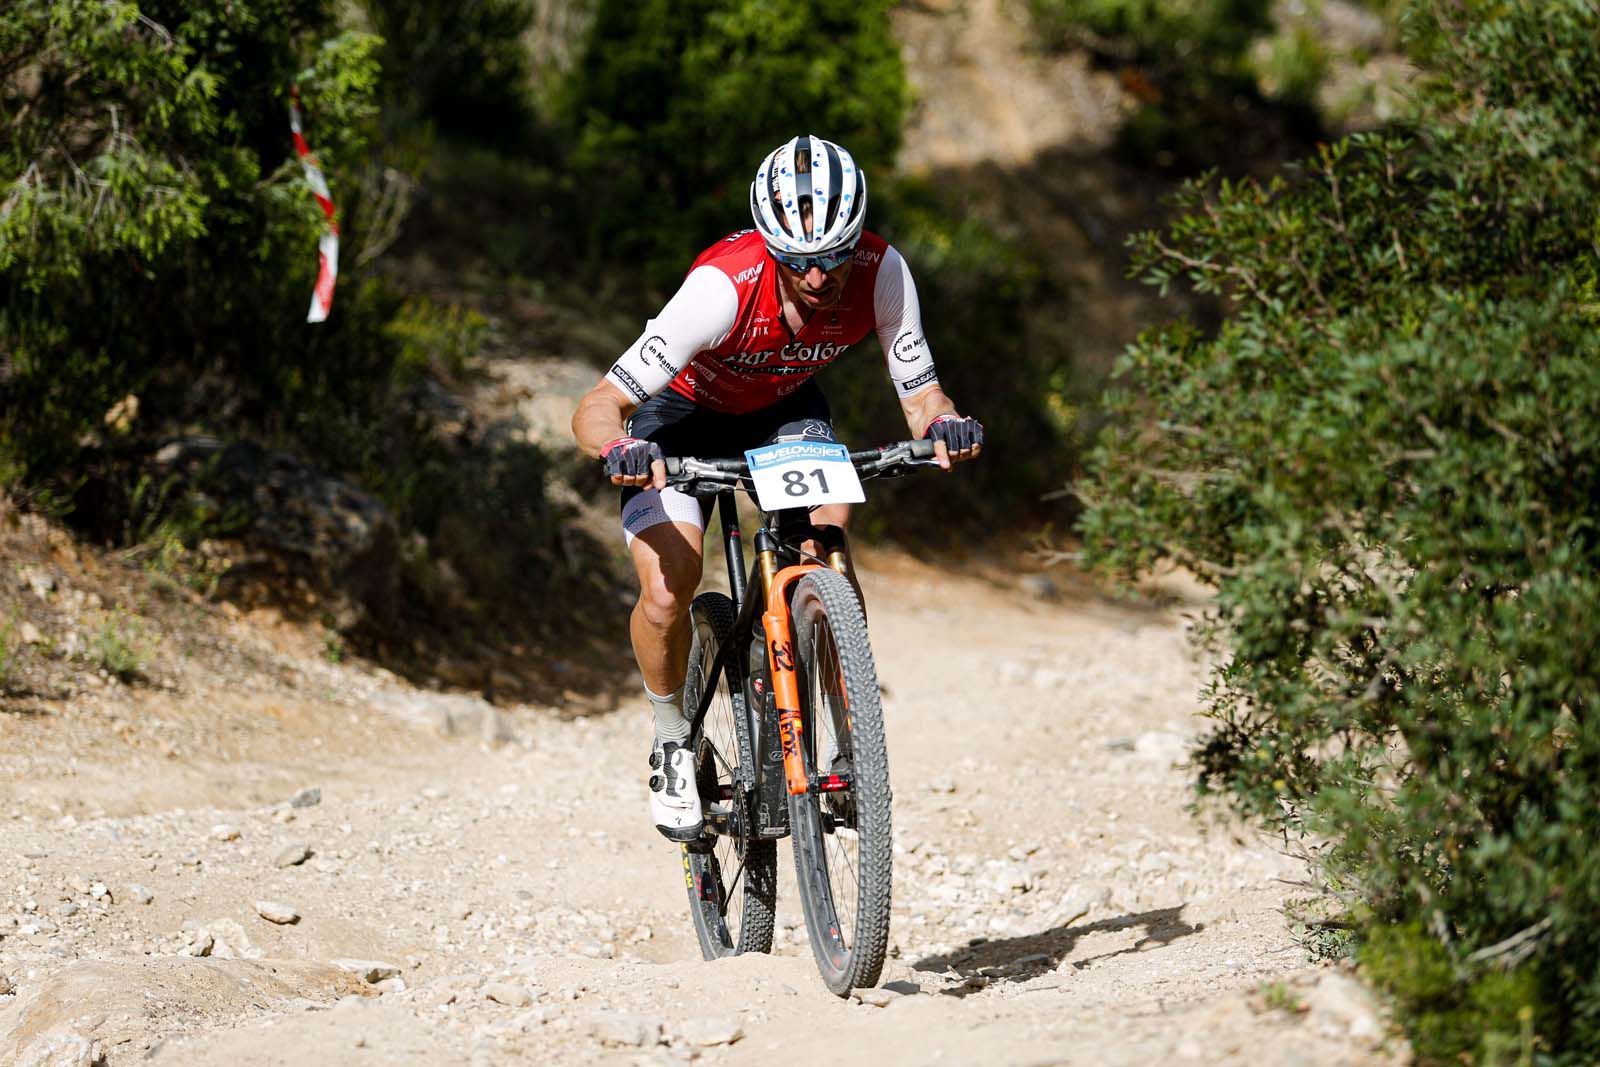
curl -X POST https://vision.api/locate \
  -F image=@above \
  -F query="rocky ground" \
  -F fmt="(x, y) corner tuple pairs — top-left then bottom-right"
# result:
(0, 502), (1408, 1065)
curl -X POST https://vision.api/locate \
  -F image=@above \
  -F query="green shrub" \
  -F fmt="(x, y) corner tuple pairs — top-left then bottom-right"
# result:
(1079, 1), (1600, 1060)
(558, 0), (910, 288)
(1027, 0), (1273, 71)
(91, 612), (148, 682)
(386, 298), (489, 381)
(0, 611), (17, 692)
(365, 0), (541, 146)
(1, 1), (394, 485)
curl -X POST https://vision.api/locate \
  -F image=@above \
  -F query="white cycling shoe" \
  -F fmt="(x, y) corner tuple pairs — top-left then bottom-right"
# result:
(648, 737), (704, 842)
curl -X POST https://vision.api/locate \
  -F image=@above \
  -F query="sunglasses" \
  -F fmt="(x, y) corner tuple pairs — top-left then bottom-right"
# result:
(772, 246), (856, 273)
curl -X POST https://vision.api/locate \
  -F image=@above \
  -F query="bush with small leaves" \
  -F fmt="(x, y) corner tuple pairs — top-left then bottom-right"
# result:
(1079, 1), (1600, 1060)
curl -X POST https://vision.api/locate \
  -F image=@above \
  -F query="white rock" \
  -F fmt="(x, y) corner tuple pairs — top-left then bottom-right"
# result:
(1133, 731), (1189, 764)
(484, 982), (533, 1007)
(124, 884), (155, 906)
(209, 918), (263, 960)
(289, 787), (322, 808)
(673, 1016), (744, 1046)
(180, 931), (215, 957)
(850, 989), (897, 1008)
(512, 1006), (554, 1031)
(987, 861), (1032, 895)
(334, 959), (403, 984)
(18, 565), (56, 599)
(1305, 971), (1384, 1044)
(254, 900), (300, 925)
(573, 938), (613, 959)
(587, 1012), (662, 1047)
(211, 824), (241, 842)
(481, 707), (517, 746)
(15, 1030), (96, 1067)
(274, 843), (313, 868)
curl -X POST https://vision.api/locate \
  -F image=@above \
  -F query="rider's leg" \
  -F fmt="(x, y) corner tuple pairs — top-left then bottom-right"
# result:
(628, 520), (705, 740)
(807, 502), (866, 611)
(627, 514), (709, 841)
(811, 503), (850, 529)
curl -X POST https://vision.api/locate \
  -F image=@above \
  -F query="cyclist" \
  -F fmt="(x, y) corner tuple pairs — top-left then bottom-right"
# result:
(571, 134), (983, 841)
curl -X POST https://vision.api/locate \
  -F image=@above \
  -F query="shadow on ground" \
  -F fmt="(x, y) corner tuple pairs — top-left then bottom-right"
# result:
(912, 905), (1203, 993)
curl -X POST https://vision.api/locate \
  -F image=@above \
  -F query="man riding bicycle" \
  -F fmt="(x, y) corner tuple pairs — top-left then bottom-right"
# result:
(571, 134), (983, 842)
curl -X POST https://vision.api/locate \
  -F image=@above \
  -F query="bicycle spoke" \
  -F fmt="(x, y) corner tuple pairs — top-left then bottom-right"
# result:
(718, 852), (749, 919)
(827, 838), (859, 941)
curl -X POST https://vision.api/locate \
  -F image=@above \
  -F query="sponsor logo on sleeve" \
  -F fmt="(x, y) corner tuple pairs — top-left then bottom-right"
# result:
(892, 328), (928, 363)
(897, 366), (939, 395)
(854, 248), (882, 266)
(732, 263), (764, 285)
(637, 335), (675, 374)
(608, 365), (650, 403)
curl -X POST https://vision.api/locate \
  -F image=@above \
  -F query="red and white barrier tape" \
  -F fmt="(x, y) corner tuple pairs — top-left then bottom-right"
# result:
(289, 84), (339, 323)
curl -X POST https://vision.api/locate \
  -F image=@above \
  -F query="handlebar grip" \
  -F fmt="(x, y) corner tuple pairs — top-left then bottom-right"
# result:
(910, 438), (937, 460)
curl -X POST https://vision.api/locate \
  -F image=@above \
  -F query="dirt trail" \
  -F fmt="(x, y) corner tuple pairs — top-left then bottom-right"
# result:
(0, 540), (1404, 1066)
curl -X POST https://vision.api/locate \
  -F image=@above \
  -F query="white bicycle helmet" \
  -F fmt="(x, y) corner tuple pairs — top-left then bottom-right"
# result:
(749, 135), (868, 258)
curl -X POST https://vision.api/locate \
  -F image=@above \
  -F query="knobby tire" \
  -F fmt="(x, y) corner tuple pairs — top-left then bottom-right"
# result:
(787, 570), (893, 994)
(682, 592), (777, 959)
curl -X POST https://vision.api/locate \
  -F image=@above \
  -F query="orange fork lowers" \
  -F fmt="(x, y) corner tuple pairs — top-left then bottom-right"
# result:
(763, 564), (823, 796)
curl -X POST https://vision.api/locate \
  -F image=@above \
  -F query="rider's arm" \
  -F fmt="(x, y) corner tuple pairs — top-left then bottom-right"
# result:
(571, 379), (639, 459)
(874, 246), (976, 469)
(599, 265), (738, 408)
(872, 245), (942, 404)
(899, 383), (958, 439)
(572, 265), (740, 483)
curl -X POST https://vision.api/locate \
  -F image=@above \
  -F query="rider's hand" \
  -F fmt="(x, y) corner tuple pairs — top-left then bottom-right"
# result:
(602, 436), (667, 489)
(924, 413), (984, 470)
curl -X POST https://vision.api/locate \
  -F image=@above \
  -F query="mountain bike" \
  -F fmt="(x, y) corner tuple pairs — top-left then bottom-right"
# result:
(668, 437), (939, 995)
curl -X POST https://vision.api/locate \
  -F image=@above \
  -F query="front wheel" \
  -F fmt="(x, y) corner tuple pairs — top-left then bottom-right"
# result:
(681, 592), (777, 959)
(787, 570), (893, 994)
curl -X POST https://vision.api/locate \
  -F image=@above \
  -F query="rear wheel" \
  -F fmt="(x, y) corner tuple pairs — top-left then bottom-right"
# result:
(787, 570), (893, 994)
(681, 592), (777, 958)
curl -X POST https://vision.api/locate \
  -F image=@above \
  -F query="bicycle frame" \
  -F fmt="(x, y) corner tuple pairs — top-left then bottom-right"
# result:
(697, 488), (854, 839)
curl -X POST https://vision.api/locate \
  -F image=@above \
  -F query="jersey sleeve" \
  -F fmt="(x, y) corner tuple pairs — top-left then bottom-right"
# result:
(604, 266), (740, 404)
(873, 245), (941, 400)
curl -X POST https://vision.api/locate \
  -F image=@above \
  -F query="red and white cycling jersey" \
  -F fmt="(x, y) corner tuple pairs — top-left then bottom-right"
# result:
(605, 229), (940, 415)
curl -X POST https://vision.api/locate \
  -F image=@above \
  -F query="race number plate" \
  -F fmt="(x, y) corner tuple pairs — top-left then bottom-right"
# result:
(744, 441), (864, 511)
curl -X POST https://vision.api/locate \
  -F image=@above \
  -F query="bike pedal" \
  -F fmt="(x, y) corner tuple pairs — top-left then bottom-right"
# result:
(683, 836), (716, 855)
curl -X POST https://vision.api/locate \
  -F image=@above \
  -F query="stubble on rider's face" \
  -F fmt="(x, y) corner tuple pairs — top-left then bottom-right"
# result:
(777, 199), (852, 311)
(778, 259), (852, 311)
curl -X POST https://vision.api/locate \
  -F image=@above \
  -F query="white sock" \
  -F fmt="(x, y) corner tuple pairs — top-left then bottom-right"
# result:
(645, 682), (688, 743)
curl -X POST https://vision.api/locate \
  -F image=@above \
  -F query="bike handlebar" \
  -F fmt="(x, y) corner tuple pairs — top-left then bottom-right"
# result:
(663, 438), (938, 487)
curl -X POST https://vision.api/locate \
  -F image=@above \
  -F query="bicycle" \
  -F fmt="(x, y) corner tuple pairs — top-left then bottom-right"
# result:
(664, 436), (939, 995)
